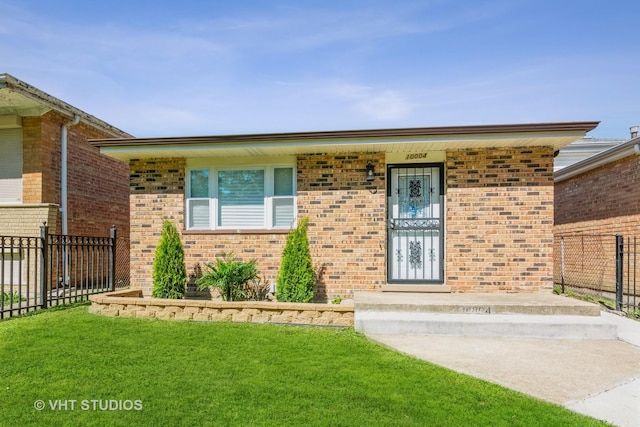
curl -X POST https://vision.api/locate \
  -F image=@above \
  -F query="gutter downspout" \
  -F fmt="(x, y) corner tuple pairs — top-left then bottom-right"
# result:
(61, 114), (80, 235)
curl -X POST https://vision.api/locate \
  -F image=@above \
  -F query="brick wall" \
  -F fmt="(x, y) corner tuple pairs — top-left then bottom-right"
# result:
(21, 112), (129, 238)
(129, 157), (296, 297)
(21, 117), (43, 204)
(555, 154), (640, 236)
(129, 158), (185, 296)
(131, 149), (556, 297)
(0, 205), (58, 236)
(129, 154), (386, 300)
(297, 153), (386, 300)
(445, 147), (555, 292)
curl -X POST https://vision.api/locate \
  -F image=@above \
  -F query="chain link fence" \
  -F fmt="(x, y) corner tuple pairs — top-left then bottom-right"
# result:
(554, 234), (639, 317)
(114, 237), (130, 289)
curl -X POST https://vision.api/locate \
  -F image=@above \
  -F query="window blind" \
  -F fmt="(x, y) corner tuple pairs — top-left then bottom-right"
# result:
(218, 170), (265, 228)
(0, 128), (23, 203)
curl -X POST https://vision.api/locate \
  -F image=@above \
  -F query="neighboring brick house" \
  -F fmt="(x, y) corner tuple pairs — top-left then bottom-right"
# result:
(93, 121), (597, 300)
(0, 73), (131, 238)
(554, 131), (640, 297)
(555, 131), (640, 236)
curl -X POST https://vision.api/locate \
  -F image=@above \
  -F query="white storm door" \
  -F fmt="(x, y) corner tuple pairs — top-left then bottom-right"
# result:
(388, 165), (443, 283)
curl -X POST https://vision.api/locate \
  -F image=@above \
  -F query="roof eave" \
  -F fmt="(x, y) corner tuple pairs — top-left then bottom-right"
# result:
(554, 136), (640, 182)
(91, 121), (599, 148)
(0, 73), (133, 138)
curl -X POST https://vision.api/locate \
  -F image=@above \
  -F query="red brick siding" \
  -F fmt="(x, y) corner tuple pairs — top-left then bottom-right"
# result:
(297, 153), (386, 300)
(131, 149), (557, 297)
(20, 111), (129, 238)
(21, 116), (43, 204)
(129, 155), (386, 300)
(446, 147), (555, 292)
(129, 158), (185, 295)
(555, 154), (640, 236)
(64, 118), (129, 237)
(130, 158), (293, 297)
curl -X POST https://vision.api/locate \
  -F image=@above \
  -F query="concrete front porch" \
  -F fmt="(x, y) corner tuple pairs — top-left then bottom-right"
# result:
(354, 292), (619, 339)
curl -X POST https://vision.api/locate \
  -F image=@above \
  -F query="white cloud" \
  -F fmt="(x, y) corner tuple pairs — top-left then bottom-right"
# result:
(1, 0), (637, 139)
(327, 83), (414, 121)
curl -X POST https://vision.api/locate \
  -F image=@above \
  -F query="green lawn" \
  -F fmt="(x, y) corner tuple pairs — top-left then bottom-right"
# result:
(0, 306), (605, 426)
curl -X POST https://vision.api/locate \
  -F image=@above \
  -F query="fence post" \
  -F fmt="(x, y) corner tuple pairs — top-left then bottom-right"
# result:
(109, 225), (116, 292)
(560, 236), (565, 294)
(40, 222), (49, 309)
(616, 235), (624, 311)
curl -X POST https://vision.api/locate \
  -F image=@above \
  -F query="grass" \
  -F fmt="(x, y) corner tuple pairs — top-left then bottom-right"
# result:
(553, 285), (640, 319)
(0, 307), (606, 427)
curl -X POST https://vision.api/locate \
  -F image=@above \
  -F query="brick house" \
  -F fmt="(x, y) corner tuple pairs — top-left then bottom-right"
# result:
(0, 73), (131, 238)
(554, 130), (640, 298)
(555, 131), (640, 236)
(93, 121), (598, 300)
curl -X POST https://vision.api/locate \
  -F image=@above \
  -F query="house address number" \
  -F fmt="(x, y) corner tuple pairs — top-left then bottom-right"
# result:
(405, 153), (428, 160)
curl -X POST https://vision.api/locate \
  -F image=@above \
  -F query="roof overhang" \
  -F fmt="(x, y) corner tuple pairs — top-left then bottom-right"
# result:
(554, 135), (640, 182)
(0, 73), (132, 138)
(92, 121), (599, 162)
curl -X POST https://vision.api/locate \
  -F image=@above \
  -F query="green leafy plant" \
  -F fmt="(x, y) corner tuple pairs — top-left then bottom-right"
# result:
(152, 221), (187, 299)
(331, 296), (342, 305)
(2, 292), (25, 305)
(197, 253), (258, 301)
(276, 216), (315, 303)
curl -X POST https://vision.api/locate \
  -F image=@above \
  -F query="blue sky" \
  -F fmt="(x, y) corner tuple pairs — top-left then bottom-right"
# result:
(2, 0), (638, 138)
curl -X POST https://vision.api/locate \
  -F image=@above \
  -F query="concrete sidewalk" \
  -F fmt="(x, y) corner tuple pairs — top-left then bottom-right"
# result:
(368, 312), (640, 427)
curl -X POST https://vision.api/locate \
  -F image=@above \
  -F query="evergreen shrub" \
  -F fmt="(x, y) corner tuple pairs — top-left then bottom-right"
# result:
(152, 221), (187, 299)
(276, 217), (314, 303)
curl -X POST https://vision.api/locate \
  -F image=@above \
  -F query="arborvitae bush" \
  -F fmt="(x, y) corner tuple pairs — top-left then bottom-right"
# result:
(276, 217), (314, 302)
(152, 221), (187, 299)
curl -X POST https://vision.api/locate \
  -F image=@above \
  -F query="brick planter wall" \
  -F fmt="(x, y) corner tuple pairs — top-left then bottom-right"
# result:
(89, 290), (354, 326)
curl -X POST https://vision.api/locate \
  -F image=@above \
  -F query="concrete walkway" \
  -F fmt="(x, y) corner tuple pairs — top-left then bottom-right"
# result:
(368, 312), (640, 427)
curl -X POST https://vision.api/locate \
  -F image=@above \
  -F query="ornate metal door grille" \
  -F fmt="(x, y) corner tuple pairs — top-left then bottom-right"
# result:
(387, 164), (444, 283)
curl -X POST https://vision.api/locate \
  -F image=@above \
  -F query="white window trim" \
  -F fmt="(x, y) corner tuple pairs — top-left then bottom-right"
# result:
(186, 163), (296, 231)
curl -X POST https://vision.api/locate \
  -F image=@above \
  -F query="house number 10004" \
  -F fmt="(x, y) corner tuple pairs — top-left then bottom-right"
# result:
(405, 153), (428, 160)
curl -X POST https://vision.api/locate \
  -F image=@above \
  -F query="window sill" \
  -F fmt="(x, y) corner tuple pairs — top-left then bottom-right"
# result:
(183, 229), (291, 235)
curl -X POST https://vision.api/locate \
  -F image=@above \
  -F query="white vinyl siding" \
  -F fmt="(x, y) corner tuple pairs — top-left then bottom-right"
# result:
(186, 164), (296, 230)
(0, 128), (23, 204)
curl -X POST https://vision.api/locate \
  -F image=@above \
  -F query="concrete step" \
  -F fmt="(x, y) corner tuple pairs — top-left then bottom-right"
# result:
(354, 311), (619, 339)
(354, 292), (602, 316)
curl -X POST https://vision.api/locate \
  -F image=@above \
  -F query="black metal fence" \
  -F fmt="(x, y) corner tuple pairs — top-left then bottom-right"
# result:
(554, 234), (639, 317)
(0, 224), (129, 319)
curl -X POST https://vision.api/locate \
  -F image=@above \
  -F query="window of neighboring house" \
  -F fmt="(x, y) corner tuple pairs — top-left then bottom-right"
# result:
(186, 165), (296, 230)
(0, 128), (23, 204)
